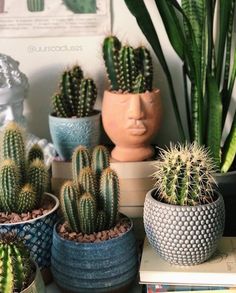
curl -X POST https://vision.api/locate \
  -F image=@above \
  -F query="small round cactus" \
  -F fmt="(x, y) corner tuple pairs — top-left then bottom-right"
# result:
(152, 143), (216, 206)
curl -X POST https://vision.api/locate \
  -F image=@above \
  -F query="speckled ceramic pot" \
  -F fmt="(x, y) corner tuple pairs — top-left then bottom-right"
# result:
(51, 219), (138, 293)
(49, 111), (101, 161)
(144, 188), (225, 266)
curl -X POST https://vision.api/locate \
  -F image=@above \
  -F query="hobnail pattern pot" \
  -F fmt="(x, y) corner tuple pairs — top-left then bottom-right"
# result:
(144, 188), (225, 266)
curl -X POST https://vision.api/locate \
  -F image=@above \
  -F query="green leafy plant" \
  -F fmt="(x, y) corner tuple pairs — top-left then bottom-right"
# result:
(51, 65), (97, 118)
(125, 0), (236, 173)
(0, 234), (32, 293)
(60, 145), (120, 234)
(103, 35), (153, 93)
(152, 143), (216, 206)
(0, 122), (48, 213)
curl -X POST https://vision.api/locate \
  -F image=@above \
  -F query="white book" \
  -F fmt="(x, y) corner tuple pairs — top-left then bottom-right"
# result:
(140, 237), (236, 287)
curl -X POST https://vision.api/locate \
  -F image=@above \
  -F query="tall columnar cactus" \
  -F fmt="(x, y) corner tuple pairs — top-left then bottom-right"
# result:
(152, 143), (216, 206)
(0, 234), (32, 293)
(27, 0), (44, 12)
(0, 122), (48, 214)
(52, 65), (97, 118)
(60, 145), (120, 234)
(102, 35), (153, 93)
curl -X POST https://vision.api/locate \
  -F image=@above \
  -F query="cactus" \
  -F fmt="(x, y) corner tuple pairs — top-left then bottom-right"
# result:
(63, 0), (96, 13)
(52, 65), (97, 118)
(0, 234), (32, 293)
(102, 35), (153, 93)
(152, 143), (216, 206)
(27, 0), (44, 12)
(60, 145), (121, 235)
(0, 122), (48, 214)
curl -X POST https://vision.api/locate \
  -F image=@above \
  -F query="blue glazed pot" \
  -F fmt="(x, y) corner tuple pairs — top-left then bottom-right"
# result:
(0, 193), (59, 270)
(49, 111), (101, 161)
(51, 219), (138, 292)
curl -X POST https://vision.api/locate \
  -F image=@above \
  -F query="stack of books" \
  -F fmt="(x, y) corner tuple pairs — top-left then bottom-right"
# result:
(140, 237), (236, 293)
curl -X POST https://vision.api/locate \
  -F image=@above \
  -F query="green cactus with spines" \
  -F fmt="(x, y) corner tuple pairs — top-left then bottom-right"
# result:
(96, 210), (106, 232)
(72, 145), (91, 186)
(0, 122), (49, 214)
(60, 181), (81, 232)
(17, 184), (36, 214)
(102, 35), (153, 93)
(78, 167), (97, 199)
(27, 143), (44, 164)
(92, 145), (110, 180)
(0, 234), (32, 293)
(78, 192), (97, 234)
(152, 143), (216, 206)
(52, 65), (97, 118)
(102, 36), (122, 91)
(100, 167), (120, 229)
(27, 0), (44, 12)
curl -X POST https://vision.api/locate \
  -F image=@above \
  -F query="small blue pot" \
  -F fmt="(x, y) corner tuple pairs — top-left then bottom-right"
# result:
(51, 219), (138, 292)
(0, 193), (59, 270)
(49, 111), (101, 161)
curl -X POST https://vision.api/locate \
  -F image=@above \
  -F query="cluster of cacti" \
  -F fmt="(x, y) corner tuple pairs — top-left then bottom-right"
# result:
(27, 0), (44, 12)
(0, 234), (32, 293)
(152, 143), (216, 206)
(52, 65), (97, 118)
(60, 145), (120, 234)
(0, 122), (48, 214)
(103, 35), (153, 93)
(63, 0), (96, 13)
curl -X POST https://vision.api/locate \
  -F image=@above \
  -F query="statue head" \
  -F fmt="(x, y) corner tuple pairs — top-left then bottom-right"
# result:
(0, 53), (28, 127)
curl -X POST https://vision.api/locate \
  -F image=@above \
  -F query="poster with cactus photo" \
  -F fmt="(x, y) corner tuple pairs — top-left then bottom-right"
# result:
(0, 0), (110, 37)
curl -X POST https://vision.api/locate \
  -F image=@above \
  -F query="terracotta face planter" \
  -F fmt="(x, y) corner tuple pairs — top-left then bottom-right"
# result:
(102, 89), (162, 162)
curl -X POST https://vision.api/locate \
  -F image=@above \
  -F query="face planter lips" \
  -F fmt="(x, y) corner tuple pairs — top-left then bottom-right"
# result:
(126, 120), (147, 136)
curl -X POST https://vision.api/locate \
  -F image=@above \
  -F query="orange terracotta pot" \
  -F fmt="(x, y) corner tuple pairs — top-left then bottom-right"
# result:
(102, 89), (162, 162)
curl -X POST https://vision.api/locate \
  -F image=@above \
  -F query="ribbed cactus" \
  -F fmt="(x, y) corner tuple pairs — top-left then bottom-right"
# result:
(0, 122), (48, 214)
(0, 234), (32, 293)
(102, 35), (153, 93)
(27, 0), (44, 12)
(152, 143), (216, 206)
(60, 145), (120, 234)
(52, 65), (97, 118)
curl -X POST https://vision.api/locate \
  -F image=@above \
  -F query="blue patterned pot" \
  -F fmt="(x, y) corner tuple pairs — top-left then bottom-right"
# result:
(49, 111), (101, 161)
(51, 218), (138, 292)
(0, 193), (59, 270)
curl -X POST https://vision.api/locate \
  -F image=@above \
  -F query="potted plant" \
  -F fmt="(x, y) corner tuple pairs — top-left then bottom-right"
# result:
(144, 143), (225, 266)
(0, 233), (45, 292)
(51, 145), (138, 292)
(125, 0), (236, 235)
(27, 0), (44, 12)
(0, 122), (59, 281)
(49, 65), (101, 161)
(102, 35), (162, 162)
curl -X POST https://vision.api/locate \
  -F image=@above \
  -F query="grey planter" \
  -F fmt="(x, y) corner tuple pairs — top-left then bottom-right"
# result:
(144, 188), (225, 266)
(51, 219), (138, 292)
(22, 261), (45, 293)
(49, 111), (101, 161)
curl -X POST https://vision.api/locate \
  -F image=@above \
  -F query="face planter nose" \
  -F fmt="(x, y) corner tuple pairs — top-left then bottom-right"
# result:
(4, 106), (15, 121)
(128, 95), (144, 120)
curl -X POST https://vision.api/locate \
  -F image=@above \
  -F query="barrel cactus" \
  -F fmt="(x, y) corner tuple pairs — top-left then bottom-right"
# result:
(27, 0), (44, 12)
(152, 143), (217, 206)
(102, 35), (153, 93)
(0, 121), (48, 214)
(60, 145), (120, 234)
(0, 234), (32, 293)
(51, 65), (97, 118)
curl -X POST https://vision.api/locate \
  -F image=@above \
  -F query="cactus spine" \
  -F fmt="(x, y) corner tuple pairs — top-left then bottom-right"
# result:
(102, 35), (153, 93)
(52, 65), (97, 118)
(152, 143), (216, 206)
(0, 122), (48, 214)
(27, 0), (44, 12)
(60, 145), (120, 234)
(0, 235), (32, 293)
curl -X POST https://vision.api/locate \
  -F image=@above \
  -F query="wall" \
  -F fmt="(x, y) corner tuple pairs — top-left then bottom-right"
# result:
(0, 0), (190, 147)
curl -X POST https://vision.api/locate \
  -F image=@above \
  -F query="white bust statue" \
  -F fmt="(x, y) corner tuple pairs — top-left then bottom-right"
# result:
(0, 53), (56, 166)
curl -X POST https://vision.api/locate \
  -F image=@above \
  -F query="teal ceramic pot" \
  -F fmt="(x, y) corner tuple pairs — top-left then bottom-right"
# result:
(27, 0), (44, 12)
(0, 193), (59, 270)
(49, 111), (101, 161)
(144, 189), (225, 266)
(51, 218), (138, 293)
(214, 170), (236, 236)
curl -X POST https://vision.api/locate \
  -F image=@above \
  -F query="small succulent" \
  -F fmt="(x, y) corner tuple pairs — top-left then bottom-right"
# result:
(51, 65), (97, 118)
(152, 143), (217, 206)
(0, 234), (32, 293)
(60, 145), (119, 234)
(0, 122), (48, 214)
(102, 35), (153, 93)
